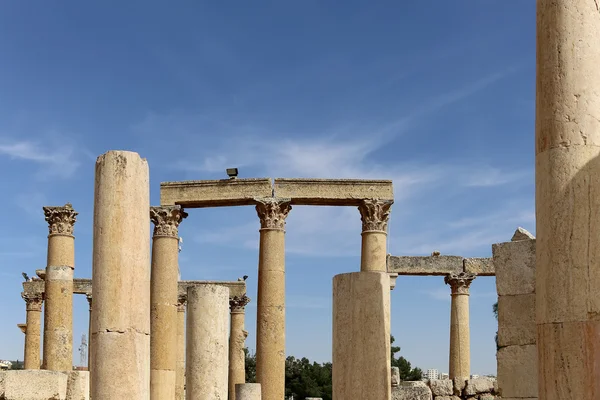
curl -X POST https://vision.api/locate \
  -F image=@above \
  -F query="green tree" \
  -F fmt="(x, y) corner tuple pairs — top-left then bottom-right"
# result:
(391, 335), (423, 381)
(244, 348), (256, 383)
(493, 301), (499, 350)
(9, 360), (23, 370)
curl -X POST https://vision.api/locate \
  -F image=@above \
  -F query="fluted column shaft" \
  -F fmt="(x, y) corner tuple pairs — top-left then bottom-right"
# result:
(176, 296), (186, 400)
(358, 199), (392, 272)
(255, 198), (291, 400)
(150, 206), (187, 400)
(535, 1), (600, 399)
(22, 293), (43, 369)
(91, 151), (151, 399)
(229, 295), (250, 400)
(445, 272), (475, 379)
(42, 203), (77, 371)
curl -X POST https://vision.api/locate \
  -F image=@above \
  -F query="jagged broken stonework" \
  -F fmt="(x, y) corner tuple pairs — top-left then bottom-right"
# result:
(391, 378), (499, 400)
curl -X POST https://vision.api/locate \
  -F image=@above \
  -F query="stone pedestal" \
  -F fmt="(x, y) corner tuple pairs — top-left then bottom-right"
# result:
(21, 293), (43, 370)
(235, 383), (261, 400)
(150, 206), (187, 400)
(186, 285), (230, 400)
(332, 271), (391, 400)
(536, 1), (600, 399)
(254, 198), (290, 400)
(358, 199), (392, 272)
(229, 295), (250, 400)
(42, 203), (77, 371)
(91, 151), (150, 399)
(175, 296), (186, 400)
(444, 272), (475, 379)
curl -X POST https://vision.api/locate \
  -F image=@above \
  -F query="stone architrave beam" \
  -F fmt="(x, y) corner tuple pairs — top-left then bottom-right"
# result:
(387, 255), (495, 276)
(160, 178), (273, 207)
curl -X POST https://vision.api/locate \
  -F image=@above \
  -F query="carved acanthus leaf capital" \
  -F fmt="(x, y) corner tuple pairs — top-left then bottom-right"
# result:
(86, 294), (92, 310)
(358, 199), (393, 232)
(177, 295), (187, 312)
(22, 292), (44, 311)
(255, 198), (291, 230)
(150, 206), (188, 238)
(444, 272), (476, 295)
(230, 294), (251, 312)
(43, 203), (78, 236)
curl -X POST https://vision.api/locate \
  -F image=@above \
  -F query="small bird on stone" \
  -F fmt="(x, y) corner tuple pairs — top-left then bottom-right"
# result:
(21, 272), (29, 282)
(431, 251), (441, 257)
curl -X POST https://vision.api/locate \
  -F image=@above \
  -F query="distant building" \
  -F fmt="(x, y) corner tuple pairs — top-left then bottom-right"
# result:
(470, 374), (480, 379)
(440, 372), (449, 380)
(425, 369), (439, 380)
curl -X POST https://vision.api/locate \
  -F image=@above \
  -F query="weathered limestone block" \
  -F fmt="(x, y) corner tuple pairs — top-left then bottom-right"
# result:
(464, 378), (494, 396)
(66, 371), (89, 400)
(391, 367), (400, 387)
(273, 178), (394, 205)
(497, 345), (538, 398)
(478, 395), (496, 400)
(433, 397), (461, 400)
(160, 178), (273, 207)
(387, 255), (463, 275)
(498, 294), (536, 347)
(235, 383), (261, 400)
(463, 257), (494, 276)
(429, 379), (453, 396)
(493, 239), (535, 296)
(452, 377), (467, 396)
(1, 370), (68, 400)
(391, 381), (432, 400)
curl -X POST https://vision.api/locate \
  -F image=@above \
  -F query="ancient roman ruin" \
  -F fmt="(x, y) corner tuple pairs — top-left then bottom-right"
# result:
(1, 0), (600, 398)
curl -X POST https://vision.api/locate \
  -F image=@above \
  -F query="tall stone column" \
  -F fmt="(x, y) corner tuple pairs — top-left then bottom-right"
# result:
(444, 272), (475, 379)
(254, 197), (291, 400)
(91, 151), (150, 399)
(358, 199), (392, 272)
(42, 203), (77, 371)
(186, 285), (230, 400)
(229, 294), (251, 400)
(150, 206), (187, 400)
(21, 293), (43, 369)
(536, 1), (600, 399)
(175, 295), (186, 400)
(86, 294), (92, 381)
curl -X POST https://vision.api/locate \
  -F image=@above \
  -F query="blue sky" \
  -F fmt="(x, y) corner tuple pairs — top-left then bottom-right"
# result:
(0, 1), (536, 375)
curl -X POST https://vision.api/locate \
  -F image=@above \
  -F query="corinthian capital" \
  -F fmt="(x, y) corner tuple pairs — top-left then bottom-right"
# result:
(43, 203), (78, 236)
(358, 199), (393, 232)
(21, 292), (44, 311)
(255, 198), (291, 230)
(150, 206), (188, 238)
(444, 272), (476, 295)
(229, 294), (251, 312)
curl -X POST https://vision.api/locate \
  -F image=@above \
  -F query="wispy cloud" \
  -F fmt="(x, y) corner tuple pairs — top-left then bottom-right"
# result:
(0, 138), (81, 179)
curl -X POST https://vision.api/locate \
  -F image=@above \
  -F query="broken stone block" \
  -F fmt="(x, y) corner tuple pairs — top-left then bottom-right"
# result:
(434, 396), (461, 400)
(452, 376), (467, 396)
(2, 370), (68, 400)
(464, 378), (494, 395)
(391, 381), (432, 400)
(511, 227), (535, 241)
(493, 239), (535, 296)
(429, 379), (453, 396)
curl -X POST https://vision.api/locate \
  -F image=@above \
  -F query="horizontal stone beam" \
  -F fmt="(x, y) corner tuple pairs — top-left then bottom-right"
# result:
(464, 257), (495, 276)
(387, 255), (495, 276)
(23, 278), (246, 299)
(273, 178), (394, 206)
(160, 178), (273, 207)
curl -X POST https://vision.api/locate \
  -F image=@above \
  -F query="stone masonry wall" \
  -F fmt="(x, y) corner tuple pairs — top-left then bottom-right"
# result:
(392, 378), (499, 400)
(493, 230), (538, 400)
(0, 370), (89, 400)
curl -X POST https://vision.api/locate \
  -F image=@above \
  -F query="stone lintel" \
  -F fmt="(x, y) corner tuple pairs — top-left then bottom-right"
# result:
(387, 255), (463, 276)
(273, 178), (393, 205)
(463, 257), (495, 276)
(178, 280), (246, 298)
(160, 178), (273, 207)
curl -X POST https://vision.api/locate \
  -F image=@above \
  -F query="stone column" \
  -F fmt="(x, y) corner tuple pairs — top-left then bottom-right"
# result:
(358, 199), (392, 272)
(254, 197), (291, 400)
(86, 294), (92, 376)
(236, 383), (262, 400)
(42, 203), (77, 371)
(229, 294), (251, 400)
(536, 1), (600, 399)
(176, 295), (186, 400)
(21, 293), (43, 369)
(444, 272), (475, 379)
(186, 285), (230, 400)
(150, 206), (187, 400)
(91, 151), (150, 399)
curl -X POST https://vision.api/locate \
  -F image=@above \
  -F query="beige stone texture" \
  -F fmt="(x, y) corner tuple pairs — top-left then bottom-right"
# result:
(255, 199), (289, 400)
(66, 371), (89, 400)
(22, 294), (43, 370)
(359, 199), (392, 272)
(332, 271), (391, 400)
(229, 301), (249, 400)
(178, 280), (246, 299)
(91, 150), (150, 399)
(186, 284), (230, 400)
(492, 239), (535, 296)
(160, 178), (273, 207)
(498, 294), (536, 347)
(452, 377), (467, 396)
(150, 206), (186, 400)
(176, 299), (186, 400)
(535, 1), (600, 398)
(43, 264), (74, 371)
(463, 257), (495, 276)
(432, 397), (459, 400)
(387, 255), (463, 276)
(445, 273), (475, 379)
(464, 378), (494, 396)
(497, 345), (538, 398)
(2, 370), (68, 400)
(273, 178), (393, 205)
(429, 379), (453, 396)
(235, 383), (262, 400)
(391, 381), (432, 400)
